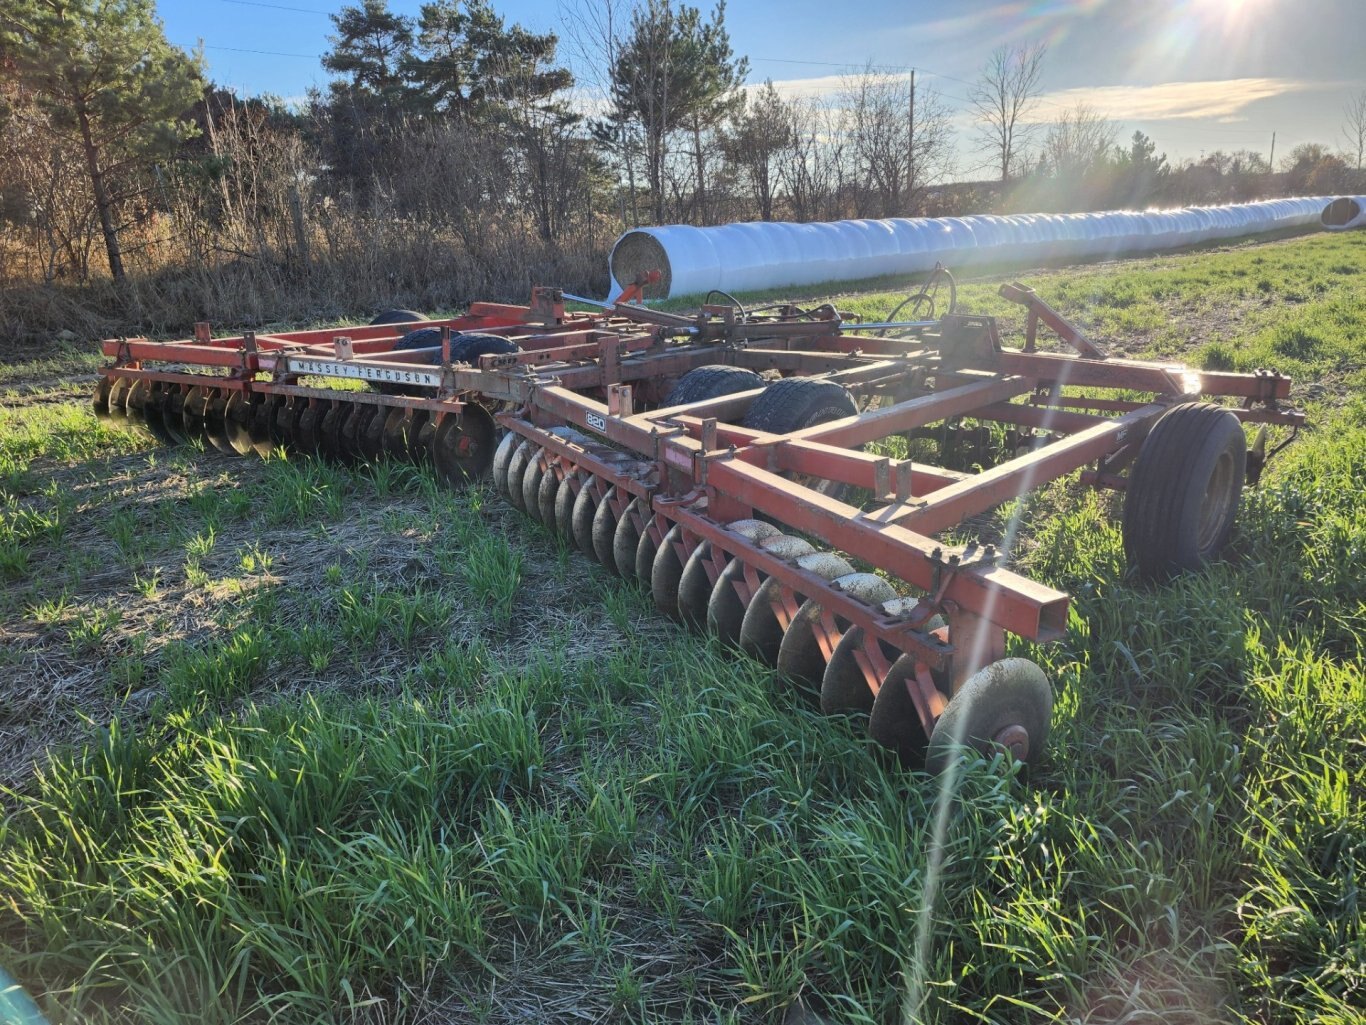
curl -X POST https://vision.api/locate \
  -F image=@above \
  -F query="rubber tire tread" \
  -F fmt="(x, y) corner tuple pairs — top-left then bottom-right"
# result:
(741, 377), (856, 433)
(1121, 402), (1246, 579)
(664, 366), (764, 407)
(370, 309), (425, 326)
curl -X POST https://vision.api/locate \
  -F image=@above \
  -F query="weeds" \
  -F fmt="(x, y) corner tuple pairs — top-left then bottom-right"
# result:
(1, 231), (1365, 1024)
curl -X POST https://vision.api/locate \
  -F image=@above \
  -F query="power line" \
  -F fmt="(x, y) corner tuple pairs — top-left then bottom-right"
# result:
(201, 43), (322, 58)
(218, 0), (333, 14)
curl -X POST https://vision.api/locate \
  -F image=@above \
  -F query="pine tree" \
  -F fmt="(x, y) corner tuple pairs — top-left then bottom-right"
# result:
(609, 0), (747, 222)
(0, 0), (203, 282)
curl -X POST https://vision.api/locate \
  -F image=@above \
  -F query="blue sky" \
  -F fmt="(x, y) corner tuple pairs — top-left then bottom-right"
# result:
(157, 0), (1366, 173)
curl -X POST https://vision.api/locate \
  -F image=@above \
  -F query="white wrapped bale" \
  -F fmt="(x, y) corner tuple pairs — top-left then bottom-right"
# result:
(609, 198), (1333, 300)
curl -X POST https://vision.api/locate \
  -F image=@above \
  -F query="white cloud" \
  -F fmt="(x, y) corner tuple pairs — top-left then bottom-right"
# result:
(754, 72), (911, 102)
(1027, 78), (1323, 123)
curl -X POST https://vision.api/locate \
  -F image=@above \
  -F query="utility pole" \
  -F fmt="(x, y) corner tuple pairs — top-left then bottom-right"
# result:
(907, 68), (916, 215)
(1268, 131), (1276, 171)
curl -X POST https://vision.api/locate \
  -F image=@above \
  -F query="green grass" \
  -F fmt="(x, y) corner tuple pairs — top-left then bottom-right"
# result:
(1, 231), (1364, 1024)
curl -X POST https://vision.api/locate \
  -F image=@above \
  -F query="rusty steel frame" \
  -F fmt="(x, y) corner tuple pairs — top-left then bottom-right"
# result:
(93, 281), (1306, 740)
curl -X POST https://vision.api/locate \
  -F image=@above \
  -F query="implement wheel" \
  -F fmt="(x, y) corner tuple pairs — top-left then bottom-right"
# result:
(743, 378), (858, 498)
(664, 365), (764, 407)
(1122, 402), (1246, 579)
(370, 308), (425, 326)
(741, 377), (857, 433)
(924, 658), (1053, 774)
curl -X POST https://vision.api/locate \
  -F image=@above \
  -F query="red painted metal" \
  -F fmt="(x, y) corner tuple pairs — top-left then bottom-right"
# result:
(93, 277), (1306, 749)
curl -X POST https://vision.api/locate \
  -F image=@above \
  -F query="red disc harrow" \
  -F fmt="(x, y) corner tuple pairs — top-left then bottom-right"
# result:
(91, 273), (1304, 771)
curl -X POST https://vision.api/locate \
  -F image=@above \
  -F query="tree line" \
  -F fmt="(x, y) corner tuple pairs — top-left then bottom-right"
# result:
(1, 0), (1363, 324)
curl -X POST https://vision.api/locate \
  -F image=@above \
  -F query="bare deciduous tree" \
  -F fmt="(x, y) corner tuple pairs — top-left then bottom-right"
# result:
(1040, 102), (1115, 180)
(969, 42), (1047, 183)
(1343, 88), (1366, 171)
(841, 67), (953, 218)
(774, 97), (846, 222)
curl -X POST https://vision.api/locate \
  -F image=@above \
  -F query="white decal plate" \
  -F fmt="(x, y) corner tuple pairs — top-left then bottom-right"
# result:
(287, 357), (440, 389)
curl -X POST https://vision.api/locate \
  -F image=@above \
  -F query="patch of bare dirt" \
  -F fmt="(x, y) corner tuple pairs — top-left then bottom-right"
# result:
(0, 431), (670, 792)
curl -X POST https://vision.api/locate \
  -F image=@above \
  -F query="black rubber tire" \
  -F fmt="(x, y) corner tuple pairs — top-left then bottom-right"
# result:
(395, 326), (442, 351)
(449, 333), (519, 366)
(1122, 402), (1246, 579)
(370, 309), (426, 326)
(664, 366), (765, 407)
(741, 377), (857, 434)
(389, 329), (519, 366)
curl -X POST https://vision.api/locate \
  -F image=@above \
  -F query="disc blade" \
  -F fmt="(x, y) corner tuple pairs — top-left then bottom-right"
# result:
(106, 376), (133, 425)
(205, 388), (238, 454)
(504, 440), (537, 511)
(869, 655), (932, 766)
(491, 430), (519, 497)
(924, 658), (1053, 774)
(317, 401), (348, 461)
(739, 552), (852, 666)
(91, 376), (112, 420)
(295, 401), (324, 457)
(538, 465), (564, 530)
(650, 523), (688, 619)
(611, 496), (644, 579)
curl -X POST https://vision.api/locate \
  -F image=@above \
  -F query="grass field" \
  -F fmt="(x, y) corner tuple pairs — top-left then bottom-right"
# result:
(1, 230), (1364, 1024)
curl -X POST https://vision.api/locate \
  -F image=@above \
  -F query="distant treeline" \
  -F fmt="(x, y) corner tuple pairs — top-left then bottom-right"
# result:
(1, 0), (1363, 344)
